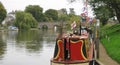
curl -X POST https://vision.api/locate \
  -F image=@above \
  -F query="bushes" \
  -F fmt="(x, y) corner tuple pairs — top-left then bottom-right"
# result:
(100, 24), (120, 38)
(100, 24), (120, 63)
(0, 2), (7, 24)
(14, 11), (38, 30)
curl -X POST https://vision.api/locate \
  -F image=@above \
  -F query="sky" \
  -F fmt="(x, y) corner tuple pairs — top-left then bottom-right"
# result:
(0, 0), (93, 17)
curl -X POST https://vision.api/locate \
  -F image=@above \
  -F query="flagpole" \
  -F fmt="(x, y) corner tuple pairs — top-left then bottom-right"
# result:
(79, 21), (81, 35)
(79, 0), (88, 35)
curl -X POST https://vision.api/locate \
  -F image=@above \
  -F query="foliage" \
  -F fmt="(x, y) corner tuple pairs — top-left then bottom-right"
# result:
(25, 5), (79, 23)
(0, 2), (7, 24)
(25, 5), (45, 22)
(58, 14), (69, 21)
(68, 14), (80, 26)
(69, 8), (75, 15)
(89, 0), (120, 23)
(89, 0), (114, 25)
(60, 8), (67, 14)
(44, 9), (58, 22)
(57, 8), (69, 22)
(58, 12), (80, 28)
(67, 0), (120, 23)
(14, 11), (38, 30)
(100, 24), (120, 63)
(100, 24), (120, 38)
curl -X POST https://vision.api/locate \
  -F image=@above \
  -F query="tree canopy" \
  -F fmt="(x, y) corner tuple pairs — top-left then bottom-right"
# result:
(68, 0), (120, 24)
(44, 9), (58, 22)
(0, 2), (7, 24)
(25, 5), (44, 22)
(69, 8), (75, 15)
(25, 5), (78, 23)
(13, 4), (81, 29)
(14, 11), (38, 30)
(89, 0), (120, 24)
(60, 8), (67, 15)
(90, 0), (120, 22)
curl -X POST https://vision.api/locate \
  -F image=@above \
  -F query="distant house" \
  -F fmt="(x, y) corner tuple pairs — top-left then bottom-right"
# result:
(2, 11), (15, 26)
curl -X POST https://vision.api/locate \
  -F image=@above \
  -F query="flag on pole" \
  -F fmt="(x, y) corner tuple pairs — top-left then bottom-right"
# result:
(81, 0), (88, 16)
(71, 21), (76, 30)
(81, 6), (88, 16)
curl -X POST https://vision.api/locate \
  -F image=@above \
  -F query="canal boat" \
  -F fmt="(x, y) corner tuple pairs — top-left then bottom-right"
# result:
(50, 0), (101, 64)
(50, 26), (97, 65)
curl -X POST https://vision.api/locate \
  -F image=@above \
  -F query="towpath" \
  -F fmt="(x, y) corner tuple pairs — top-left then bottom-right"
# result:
(99, 43), (120, 65)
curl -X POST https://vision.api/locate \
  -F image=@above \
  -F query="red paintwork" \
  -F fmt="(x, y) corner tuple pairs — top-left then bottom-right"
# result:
(70, 40), (87, 60)
(52, 36), (94, 64)
(54, 40), (64, 61)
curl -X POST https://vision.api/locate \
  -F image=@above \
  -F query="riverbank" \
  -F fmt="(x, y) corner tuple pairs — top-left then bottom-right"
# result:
(100, 24), (120, 64)
(99, 43), (120, 65)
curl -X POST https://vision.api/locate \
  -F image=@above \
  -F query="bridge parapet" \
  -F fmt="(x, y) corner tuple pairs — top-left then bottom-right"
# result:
(38, 22), (67, 29)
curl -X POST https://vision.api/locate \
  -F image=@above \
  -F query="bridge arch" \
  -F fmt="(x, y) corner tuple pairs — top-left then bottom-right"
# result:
(41, 24), (48, 29)
(38, 22), (66, 29)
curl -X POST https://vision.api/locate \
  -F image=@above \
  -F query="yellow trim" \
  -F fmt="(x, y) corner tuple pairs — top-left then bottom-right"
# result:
(54, 39), (89, 60)
(84, 39), (89, 58)
(96, 29), (98, 38)
(70, 39), (88, 60)
(54, 40), (63, 59)
(81, 40), (88, 60)
(70, 40), (82, 43)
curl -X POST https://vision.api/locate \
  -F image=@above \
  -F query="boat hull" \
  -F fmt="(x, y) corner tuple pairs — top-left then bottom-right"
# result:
(51, 62), (89, 65)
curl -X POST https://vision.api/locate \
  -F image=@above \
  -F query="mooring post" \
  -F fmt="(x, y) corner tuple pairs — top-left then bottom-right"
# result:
(96, 19), (100, 59)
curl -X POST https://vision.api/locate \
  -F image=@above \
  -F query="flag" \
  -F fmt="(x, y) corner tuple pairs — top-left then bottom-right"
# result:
(71, 21), (76, 30)
(81, 0), (88, 16)
(82, 6), (88, 16)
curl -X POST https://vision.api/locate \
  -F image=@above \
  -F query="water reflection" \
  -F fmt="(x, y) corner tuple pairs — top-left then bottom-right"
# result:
(0, 30), (57, 65)
(16, 30), (44, 53)
(0, 32), (7, 60)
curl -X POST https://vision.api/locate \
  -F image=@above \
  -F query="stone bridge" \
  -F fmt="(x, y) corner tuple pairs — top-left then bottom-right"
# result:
(38, 22), (67, 29)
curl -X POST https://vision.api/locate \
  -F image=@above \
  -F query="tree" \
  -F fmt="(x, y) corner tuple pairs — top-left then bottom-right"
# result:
(58, 14), (69, 21)
(58, 8), (69, 21)
(69, 8), (75, 15)
(0, 2), (7, 24)
(68, 0), (120, 23)
(89, 0), (117, 25)
(44, 9), (58, 22)
(105, 0), (120, 23)
(14, 11), (38, 30)
(61, 8), (67, 15)
(90, 0), (120, 23)
(25, 5), (44, 22)
(68, 14), (80, 24)
(93, 5), (114, 25)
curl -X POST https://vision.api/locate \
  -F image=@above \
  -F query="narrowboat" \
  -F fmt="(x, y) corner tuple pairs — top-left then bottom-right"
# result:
(51, 26), (96, 65)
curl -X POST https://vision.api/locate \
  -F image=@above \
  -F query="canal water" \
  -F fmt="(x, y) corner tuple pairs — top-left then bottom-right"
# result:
(0, 30), (57, 65)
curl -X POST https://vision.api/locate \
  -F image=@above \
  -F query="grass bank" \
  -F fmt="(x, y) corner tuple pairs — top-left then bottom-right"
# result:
(100, 24), (120, 63)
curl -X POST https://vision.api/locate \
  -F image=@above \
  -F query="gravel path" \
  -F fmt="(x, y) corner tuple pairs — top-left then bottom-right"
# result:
(99, 43), (120, 65)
